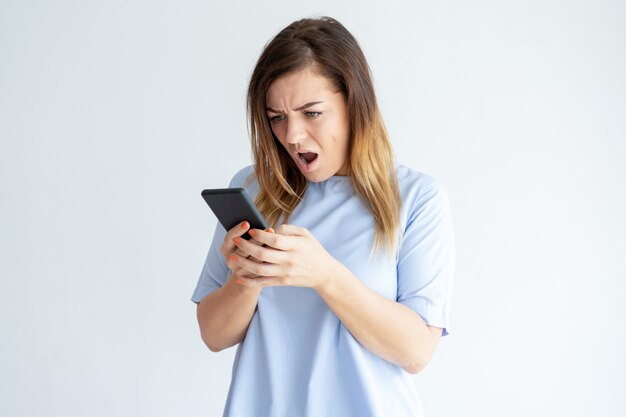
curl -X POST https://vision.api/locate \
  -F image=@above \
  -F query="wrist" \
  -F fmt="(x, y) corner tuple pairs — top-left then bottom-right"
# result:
(313, 258), (346, 297)
(227, 273), (262, 295)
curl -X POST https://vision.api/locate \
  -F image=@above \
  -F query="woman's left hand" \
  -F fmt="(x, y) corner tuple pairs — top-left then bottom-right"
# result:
(226, 224), (337, 290)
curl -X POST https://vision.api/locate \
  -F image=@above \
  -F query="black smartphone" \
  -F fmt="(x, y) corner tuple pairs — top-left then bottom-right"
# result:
(201, 188), (269, 240)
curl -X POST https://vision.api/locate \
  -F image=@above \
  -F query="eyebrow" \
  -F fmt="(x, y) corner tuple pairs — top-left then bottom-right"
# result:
(266, 101), (324, 113)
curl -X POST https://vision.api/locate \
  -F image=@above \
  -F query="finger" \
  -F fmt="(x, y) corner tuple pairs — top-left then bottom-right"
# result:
(275, 224), (308, 237)
(230, 220), (251, 238)
(257, 228), (275, 250)
(227, 260), (260, 279)
(233, 248), (256, 261)
(248, 235), (269, 248)
(229, 253), (281, 277)
(248, 228), (293, 251)
(235, 227), (272, 249)
(233, 228), (274, 261)
(233, 235), (286, 264)
(250, 228), (274, 248)
(223, 221), (251, 251)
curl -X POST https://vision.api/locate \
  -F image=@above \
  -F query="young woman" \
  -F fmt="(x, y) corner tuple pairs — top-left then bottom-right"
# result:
(192, 16), (455, 417)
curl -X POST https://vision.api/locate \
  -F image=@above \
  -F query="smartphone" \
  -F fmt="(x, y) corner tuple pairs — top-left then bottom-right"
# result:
(201, 188), (269, 240)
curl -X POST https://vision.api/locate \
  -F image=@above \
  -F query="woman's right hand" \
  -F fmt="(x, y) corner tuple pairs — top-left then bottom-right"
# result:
(221, 221), (273, 275)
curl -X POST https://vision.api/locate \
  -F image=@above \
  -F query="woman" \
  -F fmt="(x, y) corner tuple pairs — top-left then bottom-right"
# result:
(192, 16), (454, 417)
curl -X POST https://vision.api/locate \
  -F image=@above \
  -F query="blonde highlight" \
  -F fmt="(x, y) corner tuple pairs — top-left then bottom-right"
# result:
(247, 17), (401, 258)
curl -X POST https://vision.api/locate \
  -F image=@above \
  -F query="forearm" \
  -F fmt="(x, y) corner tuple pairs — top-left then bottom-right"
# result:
(196, 273), (262, 352)
(315, 262), (439, 373)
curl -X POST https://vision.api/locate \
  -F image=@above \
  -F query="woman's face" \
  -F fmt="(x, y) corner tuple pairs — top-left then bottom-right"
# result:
(266, 67), (350, 182)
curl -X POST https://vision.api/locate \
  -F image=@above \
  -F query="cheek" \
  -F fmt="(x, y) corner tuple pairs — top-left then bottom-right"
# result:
(328, 118), (349, 147)
(339, 118), (350, 150)
(270, 124), (286, 143)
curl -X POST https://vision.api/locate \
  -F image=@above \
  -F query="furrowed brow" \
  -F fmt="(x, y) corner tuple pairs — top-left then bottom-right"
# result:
(266, 101), (324, 113)
(294, 101), (323, 111)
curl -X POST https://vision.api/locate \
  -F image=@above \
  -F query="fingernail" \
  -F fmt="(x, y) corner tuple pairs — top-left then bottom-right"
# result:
(249, 229), (256, 237)
(230, 255), (237, 262)
(241, 221), (248, 229)
(236, 278), (244, 285)
(267, 228), (275, 233)
(233, 237), (241, 245)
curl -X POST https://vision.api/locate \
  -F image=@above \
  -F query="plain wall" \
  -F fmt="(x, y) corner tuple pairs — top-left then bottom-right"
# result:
(1, 1), (625, 416)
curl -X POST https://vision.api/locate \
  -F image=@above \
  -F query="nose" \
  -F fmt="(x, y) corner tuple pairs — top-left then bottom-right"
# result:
(283, 116), (307, 145)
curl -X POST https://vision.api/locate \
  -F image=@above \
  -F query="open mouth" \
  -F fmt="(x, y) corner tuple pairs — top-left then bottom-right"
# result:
(298, 152), (318, 164)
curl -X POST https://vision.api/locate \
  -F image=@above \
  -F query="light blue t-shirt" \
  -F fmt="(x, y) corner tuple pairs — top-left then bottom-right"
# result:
(191, 164), (455, 417)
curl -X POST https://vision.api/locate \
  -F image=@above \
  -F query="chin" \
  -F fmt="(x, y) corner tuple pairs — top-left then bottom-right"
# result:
(301, 171), (326, 183)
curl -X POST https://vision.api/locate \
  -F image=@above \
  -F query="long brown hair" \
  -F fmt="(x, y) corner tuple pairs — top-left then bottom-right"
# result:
(247, 16), (401, 257)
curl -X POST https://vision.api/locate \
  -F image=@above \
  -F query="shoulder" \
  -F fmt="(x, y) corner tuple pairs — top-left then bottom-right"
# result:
(395, 163), (454, 247)
(228, 165), (256, 188)
(228, 165), (261, 199)
(394, 163), (452, 237)
(395, 163), (447, 202)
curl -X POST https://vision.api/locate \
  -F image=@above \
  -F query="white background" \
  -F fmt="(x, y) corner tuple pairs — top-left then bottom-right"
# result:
(1, 1), (625, 416)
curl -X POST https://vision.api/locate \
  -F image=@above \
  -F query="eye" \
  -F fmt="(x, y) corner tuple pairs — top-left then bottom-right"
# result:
(268, 114), (286, 123)
(305, 111), (322, 119)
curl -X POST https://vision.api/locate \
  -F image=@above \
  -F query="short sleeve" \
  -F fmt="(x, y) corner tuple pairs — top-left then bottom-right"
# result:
(396, 177), (455, 336)
(190, 166), (255, 304)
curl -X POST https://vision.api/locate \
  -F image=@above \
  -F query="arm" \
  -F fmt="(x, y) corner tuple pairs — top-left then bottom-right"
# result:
(196, 272), (261, 352)
(228, 225), (443, 373)
(315, 260), (442, 374)
(194, 221), (269, 352)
